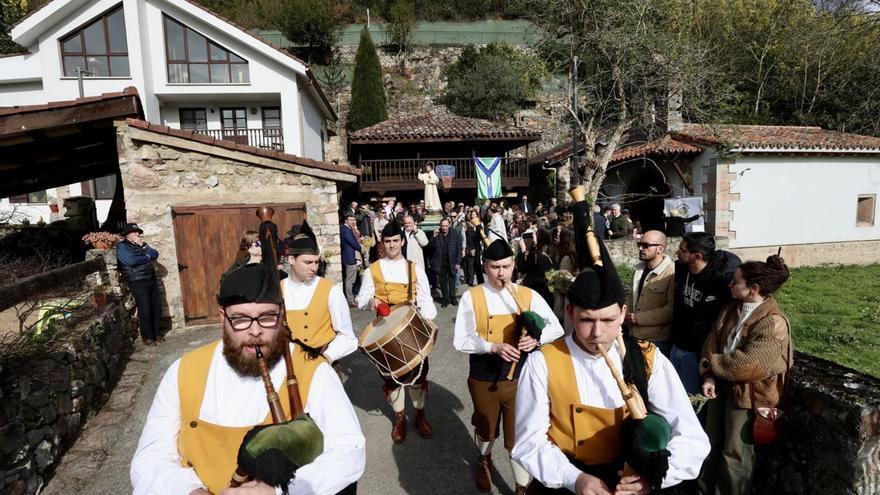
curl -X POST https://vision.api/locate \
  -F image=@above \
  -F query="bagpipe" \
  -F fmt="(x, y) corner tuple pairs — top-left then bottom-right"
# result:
(228, 207), (323, 493)
(568, 158), (672, 489)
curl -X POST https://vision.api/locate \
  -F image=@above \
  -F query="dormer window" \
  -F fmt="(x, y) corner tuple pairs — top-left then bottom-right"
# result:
(60, 6), (129, 77)
(163, 15), (249, 84)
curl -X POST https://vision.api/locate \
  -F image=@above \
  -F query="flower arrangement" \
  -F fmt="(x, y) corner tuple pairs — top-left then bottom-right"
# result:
(360, 236), (375, 249)
(82, 231), (122, 249)
(322, 249), (334, 262)
(688, 393), (710, 414)
(546, 269), (575, 295)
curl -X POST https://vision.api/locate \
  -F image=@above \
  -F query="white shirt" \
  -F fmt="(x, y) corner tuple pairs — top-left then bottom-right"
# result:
(454, 283), (564, 354)
(723, 300), (762, 354)
(355, 257), (437, 320)
(282, 275), (358, 363)
(512, 335), (710, 491)
(489, 214), (508, 242)
(404, 228), (429, 268)
(131, 342), (366, 495)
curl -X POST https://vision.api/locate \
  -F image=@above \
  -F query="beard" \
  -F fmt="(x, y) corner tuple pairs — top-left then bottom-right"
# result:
(222, 325), (289, 377)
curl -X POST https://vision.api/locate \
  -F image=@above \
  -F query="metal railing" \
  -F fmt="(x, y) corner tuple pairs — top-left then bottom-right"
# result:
(359, 156), (528, 192)
(193, 128), (284, 151)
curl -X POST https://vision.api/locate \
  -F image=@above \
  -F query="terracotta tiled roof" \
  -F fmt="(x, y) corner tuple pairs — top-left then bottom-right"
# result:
(610, 134), (702, 163)
(349, 114), (541, 144)
(674, 123), (880, 152)
(0, 86), (142, 117)
(124, 118), (359, 178)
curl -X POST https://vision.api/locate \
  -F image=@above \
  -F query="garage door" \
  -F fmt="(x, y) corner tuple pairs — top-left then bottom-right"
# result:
(172, 203), (306, 326)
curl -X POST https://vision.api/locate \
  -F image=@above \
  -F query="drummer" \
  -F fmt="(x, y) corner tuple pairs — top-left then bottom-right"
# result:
(453, 237), (564, 494)
(356, 219), (437, 443)
(282, 220), (358, 364)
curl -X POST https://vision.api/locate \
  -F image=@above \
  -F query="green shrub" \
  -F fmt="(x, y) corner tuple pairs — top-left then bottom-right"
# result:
(350, 27), (388, 130)
(278, 0), (341, 63)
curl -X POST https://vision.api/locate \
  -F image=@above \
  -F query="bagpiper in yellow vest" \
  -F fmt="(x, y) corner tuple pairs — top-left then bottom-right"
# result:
(370, 260), (417, 306)
(176, 341), (324, 494)
(541, 338), (656, 465)
(468, 284), (533, 380)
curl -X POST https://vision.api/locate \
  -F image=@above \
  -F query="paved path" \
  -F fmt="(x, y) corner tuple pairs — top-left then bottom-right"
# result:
(42, 302), (521, 495)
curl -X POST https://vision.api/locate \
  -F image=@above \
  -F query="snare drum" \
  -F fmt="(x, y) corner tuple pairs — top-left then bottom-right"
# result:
(358, 304), (437, 383)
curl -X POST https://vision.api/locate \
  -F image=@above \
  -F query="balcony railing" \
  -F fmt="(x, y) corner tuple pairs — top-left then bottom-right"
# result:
(359, 157), (529, 193)
(193, 128), (284, 152)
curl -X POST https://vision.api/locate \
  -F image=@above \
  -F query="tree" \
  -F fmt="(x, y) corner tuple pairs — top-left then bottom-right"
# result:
(316, 50), (349, 113)
(525, 0), (735, 202)
(349, 27), (388, 130)
(387, 0), (416, 72)
(444, 43), (545, 120)
(1, 0), (29, 55)
(278, 0), (341, 64)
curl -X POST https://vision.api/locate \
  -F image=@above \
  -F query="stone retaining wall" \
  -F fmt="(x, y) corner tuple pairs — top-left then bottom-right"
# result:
(0, 301), (136, 495)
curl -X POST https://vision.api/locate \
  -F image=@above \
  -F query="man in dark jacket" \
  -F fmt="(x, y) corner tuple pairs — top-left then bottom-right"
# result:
(116, 223), (162, 345)
(429, 218), (463, 307)
(670, 232), (741, 393)
(591, 203), (607, 240)
(340, 214), (361, 306)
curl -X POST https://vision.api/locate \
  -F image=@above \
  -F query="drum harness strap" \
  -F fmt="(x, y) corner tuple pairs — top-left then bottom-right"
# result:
(388, 260), (428, 389)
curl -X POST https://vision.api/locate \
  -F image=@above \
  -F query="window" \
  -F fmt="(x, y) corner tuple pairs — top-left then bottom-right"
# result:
(81, 176), (116, 201)
(262, 107), (281, 129)
(164, 15), (249, 84)
(857, 195), (876, 227)
(221, 108), (247, 130)
(180, 108), (208, 131)
(60, 6), (129, 77)
(9, 190), (47, 203)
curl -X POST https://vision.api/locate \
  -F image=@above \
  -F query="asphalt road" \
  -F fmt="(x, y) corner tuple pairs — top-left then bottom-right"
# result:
(43, 300), (521, 495)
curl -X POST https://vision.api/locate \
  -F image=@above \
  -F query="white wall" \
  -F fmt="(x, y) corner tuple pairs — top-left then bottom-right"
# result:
(728, 155), (880, 248)
(300, 89), (324, 161)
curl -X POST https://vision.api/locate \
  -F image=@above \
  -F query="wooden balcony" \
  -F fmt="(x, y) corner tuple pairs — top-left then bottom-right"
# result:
(194, 128), (284, 151)
(359, 157), (529, 193)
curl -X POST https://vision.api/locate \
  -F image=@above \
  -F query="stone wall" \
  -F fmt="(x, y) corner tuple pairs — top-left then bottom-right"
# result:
(753, 352), (880, 494)
(730, 239), (880, 268)
(117, 123), (355, 328)
(0, 300), (136, 495)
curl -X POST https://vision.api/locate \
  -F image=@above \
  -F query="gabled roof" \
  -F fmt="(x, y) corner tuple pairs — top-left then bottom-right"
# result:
(349, 113), (541, 145)
(673, 123), (880, 153)
(610, 135), (702, 164)
(11, 0), (336, 120)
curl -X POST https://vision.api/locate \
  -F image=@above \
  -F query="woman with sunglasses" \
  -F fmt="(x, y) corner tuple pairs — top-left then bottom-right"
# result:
(224, 231), (263, 279)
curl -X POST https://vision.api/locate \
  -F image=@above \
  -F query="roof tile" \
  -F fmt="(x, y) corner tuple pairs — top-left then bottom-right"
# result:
(674, 123), (880, 151)
(349, 113), (541, 143)
(610, 135), (702, 163)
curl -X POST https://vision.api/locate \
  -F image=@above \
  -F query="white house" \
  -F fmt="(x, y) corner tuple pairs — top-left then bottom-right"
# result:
(0, 0), (336, 225)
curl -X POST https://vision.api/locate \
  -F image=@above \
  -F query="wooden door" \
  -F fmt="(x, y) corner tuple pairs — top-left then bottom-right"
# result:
(221, 107), (248, 145)
(172, 203), (306, 326)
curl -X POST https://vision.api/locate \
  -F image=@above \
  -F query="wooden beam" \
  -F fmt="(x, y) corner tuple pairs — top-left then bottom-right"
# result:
(0, 95), (140, 136)
(0, 257), (106, 313)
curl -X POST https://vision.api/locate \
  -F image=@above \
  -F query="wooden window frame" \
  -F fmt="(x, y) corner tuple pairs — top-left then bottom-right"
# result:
(857, 194), (876, 227)
(220, 107), (248, 130)
(179, 107), (208, 131)
(163, 14), (249, 84)
(261, 106), (281, 129)
(59, 5), (129, 77)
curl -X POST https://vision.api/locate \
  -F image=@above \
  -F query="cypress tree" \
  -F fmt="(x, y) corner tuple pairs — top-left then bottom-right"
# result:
(349, 27), (387, 131)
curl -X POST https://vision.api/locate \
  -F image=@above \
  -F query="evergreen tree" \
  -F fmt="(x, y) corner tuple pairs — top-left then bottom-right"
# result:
(278, 0), (340, 63)
(349, 27), (387, 130)
(1, 0), (29, 55)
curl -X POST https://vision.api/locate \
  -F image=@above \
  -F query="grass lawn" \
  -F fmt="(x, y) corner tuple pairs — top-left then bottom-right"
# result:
(616, 262), (880, 377)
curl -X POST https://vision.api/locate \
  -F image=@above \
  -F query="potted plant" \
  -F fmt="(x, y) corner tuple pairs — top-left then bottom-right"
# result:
(82, 231), (122, 250)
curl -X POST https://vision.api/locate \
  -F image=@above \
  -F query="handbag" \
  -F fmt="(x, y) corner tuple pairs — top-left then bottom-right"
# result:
(750, 322), (792, 445)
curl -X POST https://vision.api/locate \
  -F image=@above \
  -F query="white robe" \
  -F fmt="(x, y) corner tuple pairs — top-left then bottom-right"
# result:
(130, 342), (366, 495)
(281, 275), (358, 363)
(418, 170), (442, 212)
(512, 335), (710, 492)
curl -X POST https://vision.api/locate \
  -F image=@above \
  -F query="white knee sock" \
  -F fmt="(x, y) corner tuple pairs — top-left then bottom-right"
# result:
(409, 386), (426, 410)
(389, 387), (406, 413)
(510, 456), (531, 487)
(475, 433), (494, 456)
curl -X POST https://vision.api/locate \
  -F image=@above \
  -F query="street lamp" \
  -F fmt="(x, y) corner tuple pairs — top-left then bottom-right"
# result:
(75, 67), (94, 98)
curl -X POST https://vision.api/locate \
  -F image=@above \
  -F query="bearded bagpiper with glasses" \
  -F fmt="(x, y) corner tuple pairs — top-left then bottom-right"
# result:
(356, 219), (437, 443)
(624, 231), (676, 356)
(282, 220), (358, 365)
(131, 218), (365, 495)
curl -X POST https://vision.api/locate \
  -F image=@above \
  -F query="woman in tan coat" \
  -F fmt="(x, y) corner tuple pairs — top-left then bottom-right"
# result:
(697, 255), (793, 495)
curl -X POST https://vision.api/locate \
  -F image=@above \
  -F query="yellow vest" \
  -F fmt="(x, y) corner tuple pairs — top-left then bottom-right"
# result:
(282, 277), (336, 349)
(469, 284), (533, 345)
(370, 260), (417, 305)
(542, 338), (656, 465)
(177, 341), (324, 494)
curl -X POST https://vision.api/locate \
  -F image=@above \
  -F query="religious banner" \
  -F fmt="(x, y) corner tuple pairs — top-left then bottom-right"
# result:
(474, 157), (502, 199)
(663, 196), (705, 233)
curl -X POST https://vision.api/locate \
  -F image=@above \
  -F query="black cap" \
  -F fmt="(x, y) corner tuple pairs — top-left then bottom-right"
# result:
(483, 239), (514, 261)
(217, 219), (283, 306)
(382, 219), (403, 238)
(122, 223), (143, 235)
(566, 235), (625, 310)
(286, 220), (319, 256)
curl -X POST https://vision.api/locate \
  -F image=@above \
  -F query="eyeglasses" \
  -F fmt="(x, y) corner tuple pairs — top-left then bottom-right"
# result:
(636, 242), (661, 249)
(251, 241), (262, 248)
(223, 312), (280, 331)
